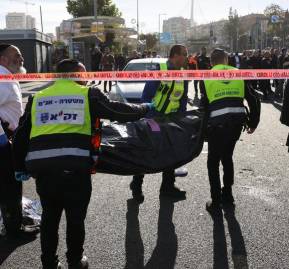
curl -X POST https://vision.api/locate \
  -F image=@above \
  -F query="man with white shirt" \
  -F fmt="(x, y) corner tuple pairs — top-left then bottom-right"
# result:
(0, 44), (39, 239)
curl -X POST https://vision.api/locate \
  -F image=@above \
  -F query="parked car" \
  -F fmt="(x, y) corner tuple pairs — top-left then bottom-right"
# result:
(109, 58), (167, 103)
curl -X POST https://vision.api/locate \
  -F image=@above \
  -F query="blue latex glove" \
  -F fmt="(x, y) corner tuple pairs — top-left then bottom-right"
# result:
(15, 171), (31, 182)
(0, 133), (8, 147)
(144, 102), (155, 110)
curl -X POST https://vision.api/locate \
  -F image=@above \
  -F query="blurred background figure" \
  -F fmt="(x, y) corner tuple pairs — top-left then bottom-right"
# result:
(90, 46), (102, 72)
(259, 50), (273, 100)
(100, 47), (115, 93)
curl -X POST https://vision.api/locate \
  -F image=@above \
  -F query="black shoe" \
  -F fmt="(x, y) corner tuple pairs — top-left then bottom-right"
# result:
(174, 167), (188, 177)
(68, 256), (89, 269)
(160, 186), (186, 200)
(205, 200), (221, 212)
(57, 262), (64, 269)
(6, 224), (40, 240)
(129, 181), (144, 203)
(221, 187), (235, 206)
(43, 261), (64, 269)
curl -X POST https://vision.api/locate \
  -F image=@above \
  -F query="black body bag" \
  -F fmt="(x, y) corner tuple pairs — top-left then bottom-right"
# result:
(96, 109), (207, 175)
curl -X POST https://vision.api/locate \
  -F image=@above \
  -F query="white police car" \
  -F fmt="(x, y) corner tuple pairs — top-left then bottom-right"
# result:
(109, 58), (167, 103)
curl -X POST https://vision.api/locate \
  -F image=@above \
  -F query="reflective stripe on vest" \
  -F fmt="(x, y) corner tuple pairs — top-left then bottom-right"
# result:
(210, 107), (246, 118)
(26, 148), (90, 161)
(26, 80), (94, 173)
(153, 63), (185, 114)
(204, 64), (245, 104)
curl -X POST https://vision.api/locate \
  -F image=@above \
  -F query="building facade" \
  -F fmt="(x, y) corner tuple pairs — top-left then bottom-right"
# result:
(56, 16), (138, 69)
(6, 12), (36, 30)
(6, 13), (26, 29)
(163, 17), (190, 44)
(26, 15), (36, 29)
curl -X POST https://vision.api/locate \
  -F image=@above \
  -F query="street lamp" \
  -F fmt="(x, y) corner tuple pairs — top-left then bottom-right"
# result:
(158, 13), (166, 50)
(39, 5), (43, 33)
(137, 0), (139, 34)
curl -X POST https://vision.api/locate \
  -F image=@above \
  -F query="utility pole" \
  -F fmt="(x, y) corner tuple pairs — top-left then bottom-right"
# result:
(158, 14), (166, 52)
(93, 0), (98, 20)
(137, 0), (139, 48)
(40, 5), (43, 33)
(236, 26), (239, 52)
(9, 0), (44, 32)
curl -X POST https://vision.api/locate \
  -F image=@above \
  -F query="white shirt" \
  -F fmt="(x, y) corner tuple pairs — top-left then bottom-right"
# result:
(235, 55), (241, 68)
(0, 65), (23, 132)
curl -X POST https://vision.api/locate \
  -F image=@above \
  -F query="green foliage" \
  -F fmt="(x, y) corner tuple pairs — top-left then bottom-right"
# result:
(66, 0), (121, 18)
(139, 33), (158, 50)
(264, 4), (287, 38)
(264, 4), (284, 17)
(223, 7), (241, 51)
(105, 32), (116, 46)
(52, 41), (66, 47)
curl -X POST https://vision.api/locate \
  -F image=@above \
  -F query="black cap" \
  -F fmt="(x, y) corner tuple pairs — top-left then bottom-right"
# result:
(0, 44), (12, 55)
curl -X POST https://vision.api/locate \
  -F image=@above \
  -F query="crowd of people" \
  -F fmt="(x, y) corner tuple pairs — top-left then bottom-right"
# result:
(91, 44), (289, 101)
(0, 41), (288, 269)
(90, 47), (160, 72)
(188, 47), (289, 101)
(90, 47), (160, 92)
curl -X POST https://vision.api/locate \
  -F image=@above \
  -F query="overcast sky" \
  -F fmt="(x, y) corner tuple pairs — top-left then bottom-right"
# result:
(0, 0), (288, 35)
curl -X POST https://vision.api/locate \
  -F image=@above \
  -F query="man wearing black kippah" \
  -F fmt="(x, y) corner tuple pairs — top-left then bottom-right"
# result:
(0, 44), (39, 239)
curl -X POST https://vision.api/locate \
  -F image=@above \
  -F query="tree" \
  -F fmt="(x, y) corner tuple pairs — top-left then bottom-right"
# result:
(139, 34), (158, 50)
(223, 7), (241, 52)
(104, 32), (115, 47)
(264, 4), (284, 17)
(284, 10), (289, 46)
(264, 4), (287, 46)
(66, 0), (121, 18)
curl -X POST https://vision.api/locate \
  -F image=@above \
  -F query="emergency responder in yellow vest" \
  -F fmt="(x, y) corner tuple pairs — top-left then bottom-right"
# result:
(130, 44), (189, 203)
(202, 48), (260, 211)
(12, 59), (153, 269)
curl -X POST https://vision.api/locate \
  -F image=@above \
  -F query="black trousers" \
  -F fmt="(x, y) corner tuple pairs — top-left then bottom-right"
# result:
(133, 169), (175, 190)
(207, 123), (243, 202)
(194, 80), (199, 94)
(259, 80), (271, 99)
(250, 80), (258, 90)
(104, 81), (112, 92)
(36, 173), (92, 267)
(0, 143), (22, 235)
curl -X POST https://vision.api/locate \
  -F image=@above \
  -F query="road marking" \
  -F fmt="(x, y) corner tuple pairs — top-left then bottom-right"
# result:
(202, 142), (208, 154)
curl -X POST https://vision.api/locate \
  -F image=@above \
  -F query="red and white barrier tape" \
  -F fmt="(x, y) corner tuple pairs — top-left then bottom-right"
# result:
(0, 69), (289, 82)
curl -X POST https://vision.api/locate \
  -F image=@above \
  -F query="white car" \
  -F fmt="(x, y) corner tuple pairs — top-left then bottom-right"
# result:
(109, 58), (168, 103)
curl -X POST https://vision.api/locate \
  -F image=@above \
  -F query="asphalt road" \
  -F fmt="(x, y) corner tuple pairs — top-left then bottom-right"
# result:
(1, 83), (289, 269)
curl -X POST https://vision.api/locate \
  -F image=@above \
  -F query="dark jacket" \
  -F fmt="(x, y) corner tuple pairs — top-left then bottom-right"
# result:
(249, 56), (261, 69)
(260, 58), (273, 69)
(281, 81), (289, 150)
(197, 55), (211, 70)
(240, 57), (251, 69)
(141, 80), (188, 117)
(281, 80), (289, 126)
(140, 60), (189, 117)
(271, 54), (279, 69)
(13, 86), (149, 171)
(278, 55), (289, 69)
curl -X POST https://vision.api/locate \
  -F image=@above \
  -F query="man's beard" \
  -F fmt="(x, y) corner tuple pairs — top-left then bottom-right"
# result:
(8, 63), (26, 74)
(18, 66), (27, 74)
